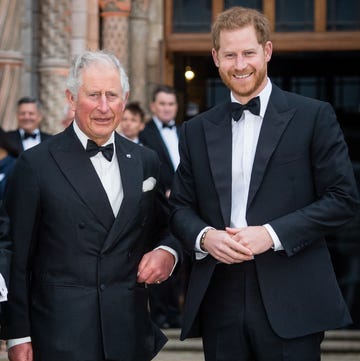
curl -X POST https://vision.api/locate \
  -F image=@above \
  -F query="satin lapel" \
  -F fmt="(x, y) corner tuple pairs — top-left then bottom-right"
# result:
(247, 88), (297, 209)
(16, 130), (24, 153)
(203, 103), (233, 226)
(49, 126), (115, 231)
(102, 135), (142, 253)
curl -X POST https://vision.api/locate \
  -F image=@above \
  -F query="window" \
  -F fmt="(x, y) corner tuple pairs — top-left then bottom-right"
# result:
(224, 0), (262, 11)
(173, 0), (212, 33)
(290, 77), (326, 100)
(327, 0), (360, 30)
(335, 76), (360, 113)
(275, 0), (314, 31)
(206, 78), (228, 108)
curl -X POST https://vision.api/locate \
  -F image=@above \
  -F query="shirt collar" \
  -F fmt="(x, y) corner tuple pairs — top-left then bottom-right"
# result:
(19, 128), (40, 137)
(73, 120), (115, 149)
(119, 133), (139, 144)
(153, 116), (176, 130)
(230, 77), (272, 118)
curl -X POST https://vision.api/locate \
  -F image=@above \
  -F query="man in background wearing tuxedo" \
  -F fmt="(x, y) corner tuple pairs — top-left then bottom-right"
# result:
(6, 97), (51, 156)
(140, 85), (184, 329)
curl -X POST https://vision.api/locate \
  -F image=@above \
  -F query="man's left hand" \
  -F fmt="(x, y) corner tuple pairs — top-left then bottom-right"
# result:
(226, 226), (274, 255)
(137, 249), (175, 284)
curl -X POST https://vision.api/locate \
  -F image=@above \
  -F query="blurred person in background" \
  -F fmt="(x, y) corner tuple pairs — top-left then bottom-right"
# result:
(6, 97), (51, 156)
(139, 85), (185, 329)
(117, 101), (145, 144)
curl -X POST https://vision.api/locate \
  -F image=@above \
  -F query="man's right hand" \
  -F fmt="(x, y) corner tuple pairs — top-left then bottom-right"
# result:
(202, 229), (253, 264)
(8, 342), (33, 361)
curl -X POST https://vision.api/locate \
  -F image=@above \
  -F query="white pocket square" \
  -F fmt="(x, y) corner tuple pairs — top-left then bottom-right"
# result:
(142, 177), (156, 192)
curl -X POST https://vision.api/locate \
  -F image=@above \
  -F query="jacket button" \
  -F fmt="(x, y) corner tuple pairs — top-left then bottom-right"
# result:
(100, 284), (105, 291)
(78, 222), (85, 229)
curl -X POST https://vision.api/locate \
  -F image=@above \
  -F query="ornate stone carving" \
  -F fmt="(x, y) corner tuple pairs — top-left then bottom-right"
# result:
(129, 0), (150, 107)
(0, 0), (23, 130)
(100, 0), (131, 71)
(38, 0), (71, 133)
(99, 0), (131, 15)
(132, 0), (149, 17)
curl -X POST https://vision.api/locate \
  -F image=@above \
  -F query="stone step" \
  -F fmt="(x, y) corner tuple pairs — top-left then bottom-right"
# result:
(325, 330), (360, 340)
(1, 330), (359, 361)
(162, 329), (360, 353)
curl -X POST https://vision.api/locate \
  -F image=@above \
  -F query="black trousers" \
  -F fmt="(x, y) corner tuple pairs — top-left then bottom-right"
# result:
(200, 262), (324, 361)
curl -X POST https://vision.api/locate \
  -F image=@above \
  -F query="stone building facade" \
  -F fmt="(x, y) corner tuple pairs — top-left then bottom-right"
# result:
(0, 0), (164, 133)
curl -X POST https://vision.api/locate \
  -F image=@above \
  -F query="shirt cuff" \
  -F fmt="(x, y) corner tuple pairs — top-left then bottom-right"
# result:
(7, 337), (32, 348)
(0, 273), (8, 302)
(194, 226), (214, 260)
(264, 224), (284, 251)
(155, 246), (178, 275)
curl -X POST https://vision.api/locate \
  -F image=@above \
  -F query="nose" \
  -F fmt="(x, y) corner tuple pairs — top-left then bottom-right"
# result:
(97, 94), (110, 113)
(234, 55), (247, 70)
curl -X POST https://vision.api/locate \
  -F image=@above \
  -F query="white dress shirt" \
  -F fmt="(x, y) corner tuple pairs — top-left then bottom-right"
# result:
(20, 128), (41, 151)
(195, 79), (283, 257)
(0, 274), (7, 301)
(153, 117), (180, 170)
(74, 121), (122, 216)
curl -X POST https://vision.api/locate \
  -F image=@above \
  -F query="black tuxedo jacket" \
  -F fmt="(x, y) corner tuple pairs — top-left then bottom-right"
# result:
(170, 84), (359, 340)
(5, 129), (52, 156)
(1, 125), (181, 361)
(139, 119), (181, 192)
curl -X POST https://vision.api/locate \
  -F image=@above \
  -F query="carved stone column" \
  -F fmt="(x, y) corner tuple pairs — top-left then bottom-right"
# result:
(129, 0), (149, 107)
(38, 0), (71, 134)
(0, 0), (23, 130)
(99, 0), (131, 71)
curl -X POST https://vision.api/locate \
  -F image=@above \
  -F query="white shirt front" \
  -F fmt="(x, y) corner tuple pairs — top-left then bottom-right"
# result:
(153, 117), (180, 170)
(230, 82), (271, 228)
(73, 121), (122, 216)
(20, 128), (41, 151)
(195, 79), (282, 257)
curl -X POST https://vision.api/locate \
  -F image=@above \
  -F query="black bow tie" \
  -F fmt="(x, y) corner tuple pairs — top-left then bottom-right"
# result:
(23, 132), (37, 140)
(162, 123), (174, 130)
(86, 139), (114, 162)
(231, 97), (260, 121)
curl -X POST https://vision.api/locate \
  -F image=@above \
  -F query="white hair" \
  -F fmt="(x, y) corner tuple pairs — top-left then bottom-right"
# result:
(66, 50), (129, 100)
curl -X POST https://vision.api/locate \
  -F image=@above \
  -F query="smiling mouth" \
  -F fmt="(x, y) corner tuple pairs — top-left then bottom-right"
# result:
(94, 117), (112, 122)
(233, 73), (252, 79)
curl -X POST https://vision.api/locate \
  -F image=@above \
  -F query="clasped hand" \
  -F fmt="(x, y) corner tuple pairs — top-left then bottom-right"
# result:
(137, 248), (175, 284)
(203, 226), (273, 264)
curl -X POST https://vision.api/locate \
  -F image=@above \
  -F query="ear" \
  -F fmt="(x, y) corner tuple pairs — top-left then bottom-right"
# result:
(264, 41), (273, 63)
(149, 101), (155, 113)
(212, 48), (219, 67)
(65, 89), (76, 111)
(121, 92), (130, 111)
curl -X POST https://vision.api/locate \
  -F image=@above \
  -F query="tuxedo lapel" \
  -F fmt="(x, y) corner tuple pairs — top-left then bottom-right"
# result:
(50, 126), (115, 231)
(16, 130), (24, 152)
(247, 86), (297, 209)
(148, 120), (173, 168)
(102, 135), (143, 253)
(203, 103), (233, 226)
